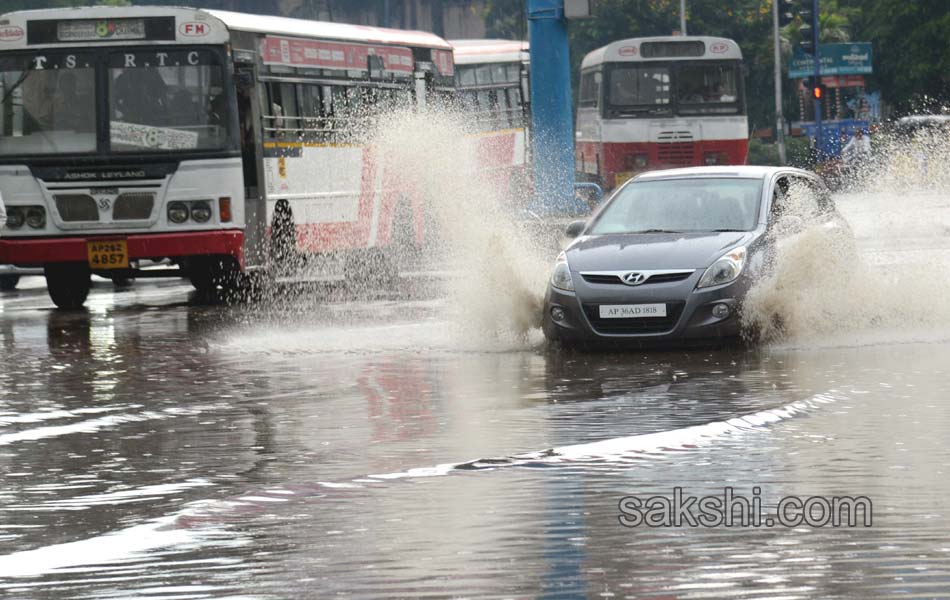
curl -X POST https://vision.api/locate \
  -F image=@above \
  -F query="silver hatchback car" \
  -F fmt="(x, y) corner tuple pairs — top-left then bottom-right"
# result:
(542, 166), (850, 347)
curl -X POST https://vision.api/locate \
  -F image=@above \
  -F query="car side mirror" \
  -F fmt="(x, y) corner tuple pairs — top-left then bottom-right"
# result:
(774, 214), (805, 235)
(564, 220), (586, 239)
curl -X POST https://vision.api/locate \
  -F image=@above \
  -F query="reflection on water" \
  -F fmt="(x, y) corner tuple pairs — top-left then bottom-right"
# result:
(1, 269), (950, 597)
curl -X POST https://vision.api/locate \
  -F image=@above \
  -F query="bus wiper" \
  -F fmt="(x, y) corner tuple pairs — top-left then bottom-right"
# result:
(0, 61), (35, 108)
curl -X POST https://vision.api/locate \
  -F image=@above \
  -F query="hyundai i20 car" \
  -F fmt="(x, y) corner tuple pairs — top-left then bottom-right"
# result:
(542, 166), (850, 347)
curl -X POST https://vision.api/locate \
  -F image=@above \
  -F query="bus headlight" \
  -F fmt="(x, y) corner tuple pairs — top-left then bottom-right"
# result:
(190, 201), (212, 223)
(168, 202), (189, 224)
(5, 207), (24, 229)
(697, 246), (746, 288)
(25, 206), (46, 229)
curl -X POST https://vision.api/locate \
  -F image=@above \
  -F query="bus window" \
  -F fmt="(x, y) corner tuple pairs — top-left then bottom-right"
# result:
(491, 64), (507, 84)
(476, 89), (492, 130)
(507, 64), (521, 83)
(497, 89), (511, 128)
(507, 88), (523, 126)
(298, 84), (325, 138)
(475, 65), (492, 85)
(606, 65), (671, 116)
(457, 66), (476, 87)
(579, 70), (601, 108)
(262, 81), (299, 139)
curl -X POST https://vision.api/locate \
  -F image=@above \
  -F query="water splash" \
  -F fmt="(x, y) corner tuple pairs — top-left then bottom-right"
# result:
(742, 129), (950, 344)
(368, 109), (551, 344)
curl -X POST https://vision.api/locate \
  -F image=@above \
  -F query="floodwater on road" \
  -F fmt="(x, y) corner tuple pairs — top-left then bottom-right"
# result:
(1, 191), (950, 598)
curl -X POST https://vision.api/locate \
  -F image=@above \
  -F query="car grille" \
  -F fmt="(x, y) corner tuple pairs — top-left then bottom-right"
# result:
(583, 301), (685, 334)
(54, 194), (99, 222)
(113, 192), (155, 220)
(582, 272), (694, 285)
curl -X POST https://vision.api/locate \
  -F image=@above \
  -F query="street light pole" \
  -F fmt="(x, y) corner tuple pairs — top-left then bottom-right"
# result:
(680, 0), (687, 35)
(772, 0), (786, 164)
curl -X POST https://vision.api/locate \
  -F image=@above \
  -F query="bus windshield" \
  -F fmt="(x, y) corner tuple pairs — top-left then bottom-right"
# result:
(606, 65), (672, 115)
(604, 61), (742, 118)
(0, 47), (233, 158)
(676, 63), (740, 115)
(0, 53), (97, 156)
(109, 49), (230, 153)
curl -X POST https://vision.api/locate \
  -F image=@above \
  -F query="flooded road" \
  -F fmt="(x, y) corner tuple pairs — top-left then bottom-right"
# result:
(2, 192), (950, 598)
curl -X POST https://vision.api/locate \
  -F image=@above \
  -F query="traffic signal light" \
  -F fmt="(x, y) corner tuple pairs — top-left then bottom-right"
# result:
(778, 0), (796, 27)
(806, 77), (825, 100)
(798, 9), (815, 55)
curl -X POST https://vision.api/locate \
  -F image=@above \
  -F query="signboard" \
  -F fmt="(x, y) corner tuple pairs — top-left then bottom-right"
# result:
(820, 75), (865, 89)
(260, 36), (413, 74)
(789, 42), (872, 79)
(111, 122), (198, 151)
(57, 19), (146, 42)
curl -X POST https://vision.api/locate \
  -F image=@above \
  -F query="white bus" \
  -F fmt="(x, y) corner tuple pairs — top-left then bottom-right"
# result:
(0, 6), (455, 308)
(576, 36), (749, 190)
(450, 38), (529, 198)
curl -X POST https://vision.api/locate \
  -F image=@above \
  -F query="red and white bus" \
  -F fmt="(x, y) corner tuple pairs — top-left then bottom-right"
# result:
(575, 36), (748, 190)
(0, 6), (455, 308)
(450, 39), (530, 200)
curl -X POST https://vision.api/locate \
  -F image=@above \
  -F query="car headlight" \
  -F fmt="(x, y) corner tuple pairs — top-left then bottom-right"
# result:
(550, 252), (575, 291)
(697, 246), (746, 288)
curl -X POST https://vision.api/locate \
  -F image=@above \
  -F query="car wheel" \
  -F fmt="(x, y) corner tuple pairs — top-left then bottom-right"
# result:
(45, 263), (91, 310)
(0, 274), (20, 291)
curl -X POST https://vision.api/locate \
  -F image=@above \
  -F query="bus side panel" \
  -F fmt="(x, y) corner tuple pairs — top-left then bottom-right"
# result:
(262, 143), (380, 253)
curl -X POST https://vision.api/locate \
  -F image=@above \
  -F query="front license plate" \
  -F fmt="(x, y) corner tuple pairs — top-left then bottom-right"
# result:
(599, 303), (667, 319)
(87, 240), (129, 269)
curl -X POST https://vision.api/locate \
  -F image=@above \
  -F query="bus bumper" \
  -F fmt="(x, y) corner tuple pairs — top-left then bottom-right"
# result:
(0, 230), (245, 269)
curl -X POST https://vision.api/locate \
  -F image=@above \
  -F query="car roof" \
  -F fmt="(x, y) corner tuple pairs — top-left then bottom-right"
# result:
(632, 165), (814, 182)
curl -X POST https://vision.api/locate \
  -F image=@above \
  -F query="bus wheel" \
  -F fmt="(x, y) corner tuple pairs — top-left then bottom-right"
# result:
(390, 198), (420, 269)
(270, 200), (299, 274)
(0, 275), (20, 291)
(188, 256), (246, 301)
(45, 263), (91, 310)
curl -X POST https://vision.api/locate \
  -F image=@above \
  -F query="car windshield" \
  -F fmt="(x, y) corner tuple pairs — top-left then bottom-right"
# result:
(589, 177), (763, 234)
(0, 53), (97, 156)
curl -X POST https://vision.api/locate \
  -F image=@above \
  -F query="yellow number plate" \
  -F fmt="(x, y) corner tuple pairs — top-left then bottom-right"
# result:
(615, 171), (635, 186)
(87, 240), (129, 269)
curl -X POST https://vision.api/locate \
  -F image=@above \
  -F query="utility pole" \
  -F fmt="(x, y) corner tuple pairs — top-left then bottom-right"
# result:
(772, 0), (786, 164)
(811, 0), (822, 160)
(680, 0), (687, 35)
(527, 0), (576, 213)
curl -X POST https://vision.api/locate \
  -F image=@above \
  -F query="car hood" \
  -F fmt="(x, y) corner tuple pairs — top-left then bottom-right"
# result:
(566, 231), (756, 271)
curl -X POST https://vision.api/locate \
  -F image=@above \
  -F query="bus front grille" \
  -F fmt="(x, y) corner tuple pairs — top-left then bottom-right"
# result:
(657, 142), (695, 166)
(54, 195), (99, 222)
(113, 193), (155, 220)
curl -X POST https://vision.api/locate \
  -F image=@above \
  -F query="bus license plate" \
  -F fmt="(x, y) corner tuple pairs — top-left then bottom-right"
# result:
(599, 304), (667, 319)
(87, 240), (129, 269)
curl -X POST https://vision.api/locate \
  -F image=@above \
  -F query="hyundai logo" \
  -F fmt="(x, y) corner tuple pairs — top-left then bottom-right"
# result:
(621, 272), (647, 286)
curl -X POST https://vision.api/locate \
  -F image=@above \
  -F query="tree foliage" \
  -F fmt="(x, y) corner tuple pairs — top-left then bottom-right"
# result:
(484, 0), (950, 124)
